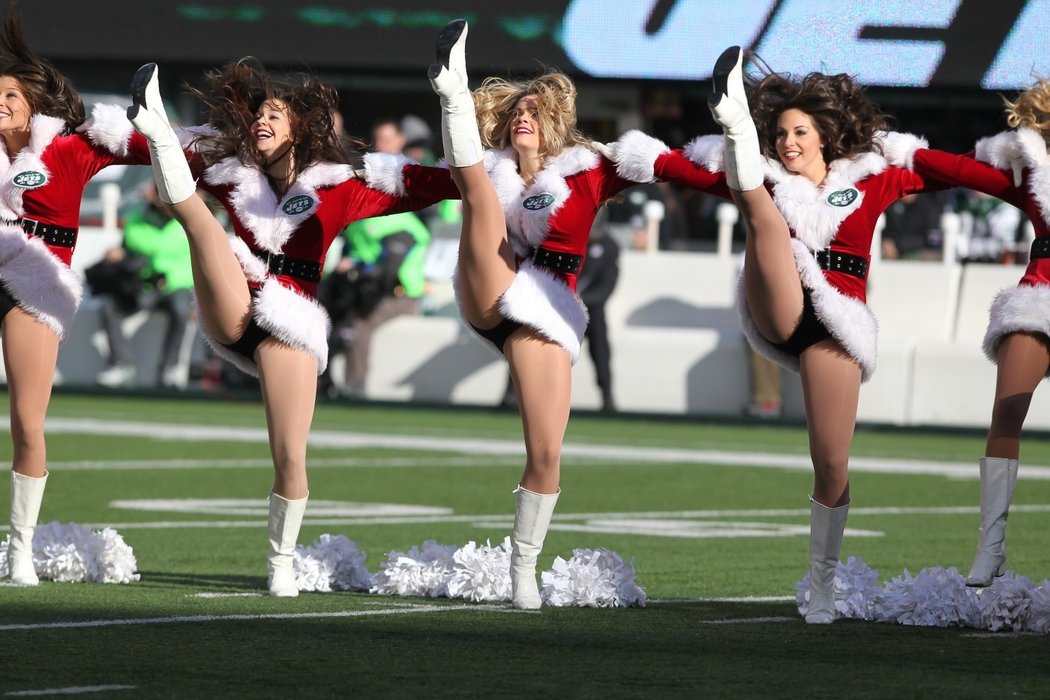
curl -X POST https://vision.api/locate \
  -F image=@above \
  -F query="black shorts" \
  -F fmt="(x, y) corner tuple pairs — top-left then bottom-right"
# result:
(772, 289), (832, 358)
(219, 290), (272, 362)
(472, 317), (523, 355)
(0, 281), (18, 324)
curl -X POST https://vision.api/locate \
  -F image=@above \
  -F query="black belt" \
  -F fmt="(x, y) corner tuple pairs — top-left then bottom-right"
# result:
(4, 217), (78, 247)
(251, 249), (322, 283)
(815, 249), (868, 280)
(528, 246), (582, 274)
(1031, 238), (1050, 259)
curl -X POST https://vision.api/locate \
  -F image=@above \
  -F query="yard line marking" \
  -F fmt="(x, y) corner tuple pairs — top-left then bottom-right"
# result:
(961, 631), (1043, 638)
(16, 503), (1048, 535)
(0, 603), (510, 632)
(30, 415), (1050, 480)
(698, 616), (796, 625)
(46, 456), (525, 471)
(5, 686), (136, 696)
(649, 596), (795, 604)
(193, 592), (262, 598)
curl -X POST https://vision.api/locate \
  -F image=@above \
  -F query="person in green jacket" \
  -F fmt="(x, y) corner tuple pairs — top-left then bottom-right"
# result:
(95, 183), (195, 388)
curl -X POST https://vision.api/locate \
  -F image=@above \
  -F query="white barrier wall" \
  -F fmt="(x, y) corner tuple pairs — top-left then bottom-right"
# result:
(34, 237), (1047, 430)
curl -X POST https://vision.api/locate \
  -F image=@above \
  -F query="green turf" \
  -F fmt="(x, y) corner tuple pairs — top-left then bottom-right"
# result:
(2, 391), (1050, 698)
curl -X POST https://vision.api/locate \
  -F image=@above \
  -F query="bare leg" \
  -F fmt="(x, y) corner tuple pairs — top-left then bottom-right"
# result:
(256, 339), (316, 500)
(2, 309), (58, 478)
(505, 328), (572, 494)
(985, 331), (1050, 459)
(799, 339), (861, 507)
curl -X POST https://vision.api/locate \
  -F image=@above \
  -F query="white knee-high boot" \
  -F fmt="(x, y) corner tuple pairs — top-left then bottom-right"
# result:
(127, 63), (197, 205)
(267, 492), (308, 597)
(9, 471), (48, 586)
(707, 46), (765, 192)
(805, 497), (849, 624)
(428, 19), (483, 168)
(510, 485), (560, 609)
(966, 457), (1019, 587)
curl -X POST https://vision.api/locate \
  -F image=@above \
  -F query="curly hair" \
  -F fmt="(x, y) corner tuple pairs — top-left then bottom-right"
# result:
(746, 66), (890, 164)
(188, 57), (350, 174)
(0, 1), (84, 130)
(1005, 77), (1050, 146)
(472, 71), (593, 159)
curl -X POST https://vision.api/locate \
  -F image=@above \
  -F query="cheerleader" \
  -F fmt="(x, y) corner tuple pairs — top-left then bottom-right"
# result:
(0, 5), (140, 585)
(425, 20), (727, 608)
(115, 58), (455, 596)
(908, 79), (1050, 586)
(701, 47), (944, 622)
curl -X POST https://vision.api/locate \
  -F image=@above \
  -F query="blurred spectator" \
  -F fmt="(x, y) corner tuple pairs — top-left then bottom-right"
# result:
(399, 114), (435, 165)
(577, 211), (621, 412)
(319, 118), (432, 397)
(90, 184), (195, 388)
(954, 190), (1024, 264)
(881, 192), (944, 260)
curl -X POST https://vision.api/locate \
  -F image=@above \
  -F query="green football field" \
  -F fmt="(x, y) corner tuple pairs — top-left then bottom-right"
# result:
(3, 392), (1050, 698)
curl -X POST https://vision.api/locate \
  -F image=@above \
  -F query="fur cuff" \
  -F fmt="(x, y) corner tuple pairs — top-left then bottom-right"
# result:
(683, 135), (726, 173)
(84, 103), (134, 157)
(983, 284), (1050, 369)
(362, 152), (414, 196)
(609, 130), (670, 183)
(878, 131), (929, 170)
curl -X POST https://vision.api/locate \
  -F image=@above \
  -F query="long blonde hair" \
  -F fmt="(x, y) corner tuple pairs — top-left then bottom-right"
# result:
(1006, 78), (1050, 147)
(473, 71), (592, 159)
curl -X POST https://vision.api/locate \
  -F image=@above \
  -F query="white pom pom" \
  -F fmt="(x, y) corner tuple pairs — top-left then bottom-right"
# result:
(1, 522), (139, 584)
(293, 534), (372, 593)
(446, 537), (513, 603)
(540, 548), (646, 608)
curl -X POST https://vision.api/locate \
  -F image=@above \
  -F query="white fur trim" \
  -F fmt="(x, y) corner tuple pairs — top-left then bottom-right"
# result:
(202, 158), (354, 253)
(684, 134), (727, 173)
(362, 152), (413, 196)
(485, 145), (600, 256)
(877, 131), (929, 170)
(608, 130), (670, 183)
(497, 261), (588, 362)
(983, 284), (1050, 369)
(84, 103), (134, 157)
(975, 129), (1050, 227)
(765, 151), (887, 251)
(201, 276), (331, 377)
(228, 236), (268, 283)
(0, 114), (66, 221)
(0, 232), (81, 339)
(453, 260), (588, 362)
(737, 238), (877, 382)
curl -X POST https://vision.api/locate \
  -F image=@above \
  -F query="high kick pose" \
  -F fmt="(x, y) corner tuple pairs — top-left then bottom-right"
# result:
(425, 20), (732, 608)
(705, 47), (944, 622)
(118, 59), (454, 596)
(908, 79), (1050, 586)
(0, 5), (141, 585)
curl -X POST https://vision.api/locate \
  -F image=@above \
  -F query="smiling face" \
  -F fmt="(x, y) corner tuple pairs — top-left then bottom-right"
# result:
(775, 108), (827, 184)
(508, 95), (543, 155)
(251, 98), (294, 160)
(0, 76), (32, 136)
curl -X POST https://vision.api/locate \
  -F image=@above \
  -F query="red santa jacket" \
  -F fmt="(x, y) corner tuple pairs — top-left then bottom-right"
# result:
(912, 128), (1050, 363)
(0, 111), (137, 339)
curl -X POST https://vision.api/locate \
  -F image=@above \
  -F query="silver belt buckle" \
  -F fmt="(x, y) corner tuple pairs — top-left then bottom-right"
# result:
(22, 217), (38, 235)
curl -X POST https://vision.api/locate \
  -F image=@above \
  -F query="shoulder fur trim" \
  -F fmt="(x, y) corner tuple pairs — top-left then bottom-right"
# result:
(0, 115), (68, 220)
(608, 130), (669, 183)
(877, 131), (929, 170)
(684, 135), (726, 172)
(362, 152), (413, 196)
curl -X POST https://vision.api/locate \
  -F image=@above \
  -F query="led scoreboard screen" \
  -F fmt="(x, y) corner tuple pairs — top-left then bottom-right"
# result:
(19, 0), (1050, 90)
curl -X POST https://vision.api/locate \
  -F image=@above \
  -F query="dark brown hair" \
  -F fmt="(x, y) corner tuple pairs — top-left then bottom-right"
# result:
(0, 1), (84, 129)
(746, 64), (890, 163)
(188, 57), (351, 174)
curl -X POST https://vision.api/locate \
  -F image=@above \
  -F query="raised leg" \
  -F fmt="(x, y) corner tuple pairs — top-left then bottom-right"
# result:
(708, 47), (802, 344)
(127, 63), (252, 345)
